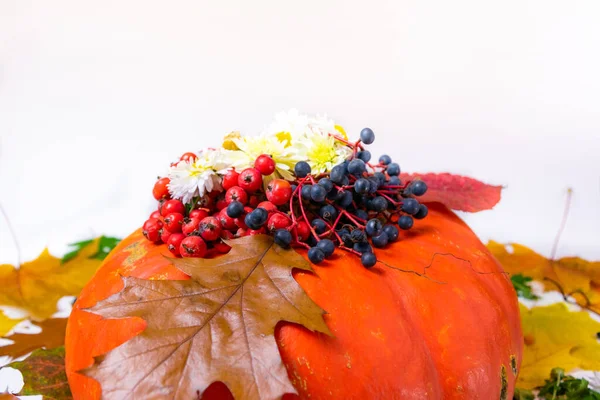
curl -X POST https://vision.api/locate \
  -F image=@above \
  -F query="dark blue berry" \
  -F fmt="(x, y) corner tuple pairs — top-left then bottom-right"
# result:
(360, 128), (375, 144)
(371, 196), (388, 212)
(398, 215), (414, 230)
(310, 185), (327, 203)
(301, 185), (312, 201)
(354, 241), (372, 254)
(274, 229), (292, 248)
(353, 209), (369, 221)
(410, 180), (428, 196)
(372, 231), (389, 248)
(368, 178), (379, 194)
(317, 239), (335, 258)
(338, 229), (352, 246)
(401, 198), (420, 215)
(318, 178), (333, 193)
(374, 172), (386, 185)
(319, 205), (338, 222)
(290, 184), (298, 193)
(330, 165), (346, 184)
(245, 208), (268, 230)
(350, 229), (366, 243)
(383, 224), (399, 242)
(388, 176), (401, 186)
(308, 247), (325, 264)
(347, 159), (366, 176)
(387, 163), (400, 176)
(414, 204), (428, 220)
(379, 154), (392, 165)
(311, 218), (327, 234)
(226, 201), (244, 218)
(357, 150), (371, 162)
(337, 191), (353, 208)
(366, 218), (383, 237)
(341, 175), (349, 186)
(361, 252), (377, 268)
(294, 161), (311, 178)
(354, 178), (370, 194)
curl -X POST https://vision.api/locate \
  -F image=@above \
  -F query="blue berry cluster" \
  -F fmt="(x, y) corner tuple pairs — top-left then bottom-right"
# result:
(290, 127), (429, 268)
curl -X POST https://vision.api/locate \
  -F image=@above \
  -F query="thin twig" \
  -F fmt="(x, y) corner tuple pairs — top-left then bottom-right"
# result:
(551, 188), (572, 260)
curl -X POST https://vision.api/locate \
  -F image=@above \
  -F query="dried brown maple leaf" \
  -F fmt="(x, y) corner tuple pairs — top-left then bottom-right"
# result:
(0, 318), (67, 359)
(84, 235), (331, 400)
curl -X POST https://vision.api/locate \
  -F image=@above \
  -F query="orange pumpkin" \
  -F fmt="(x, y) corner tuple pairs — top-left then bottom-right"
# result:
(65, 203), (523, 399)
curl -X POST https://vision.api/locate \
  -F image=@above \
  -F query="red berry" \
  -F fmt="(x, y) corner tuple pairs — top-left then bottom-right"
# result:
(164, 212), (184, 233)
(254, 154), (276, 175)
(180, 152), (198, 163)
(248, 195), (260, 208)
(182, 217), (201, 235)
(266, 179), (292, 206)
(149, 210), (162, 220)
(167, 233), (185, 256)
(267, 213), (291, 232)
(248, 227), (266, 236)
(189, 209), (209, 220)
(196, 196), (214, 210)
(220, 230), (235, 240)
(199, 217), (222, 242)
(295, 221), (310, 241)
(217, 209), (238, 231)
(257, 201), (277, 214)
(213, 242), (231, 254)
(180, 236), (207, 258)
(161, 199), (185, 217)
(142, 218), (163, 243)
(225, 186), (248, 205)
(215, 196), (228, 211)
(152, 177), (171, 200)
(160, 228), (172, 243)
(235, 216), (248, 230)
(238, 168), (263, 192)
(222, 169), (240, 191)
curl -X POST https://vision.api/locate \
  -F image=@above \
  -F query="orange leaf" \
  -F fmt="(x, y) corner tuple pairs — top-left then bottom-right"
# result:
(0, 318), (67, 359)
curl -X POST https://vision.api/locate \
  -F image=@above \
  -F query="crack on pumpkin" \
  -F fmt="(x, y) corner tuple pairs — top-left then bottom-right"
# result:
(510, 355), (517, 376)
(379, 252), (508, 284)
(500, 365), (508, 400)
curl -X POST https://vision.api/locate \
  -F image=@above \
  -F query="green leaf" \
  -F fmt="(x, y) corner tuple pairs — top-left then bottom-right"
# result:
(534, 367), (600, 400)
(60, 239), (93, 263)
(61, 236), (120, 263)
(8, 346), (72, 399)
(88, 236), (121, 260)
(511, 273), (539, 300)
(513, 388), (535, 400)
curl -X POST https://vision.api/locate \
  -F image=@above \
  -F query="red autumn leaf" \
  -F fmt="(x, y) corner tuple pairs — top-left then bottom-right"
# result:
(401, 173), (502, 212)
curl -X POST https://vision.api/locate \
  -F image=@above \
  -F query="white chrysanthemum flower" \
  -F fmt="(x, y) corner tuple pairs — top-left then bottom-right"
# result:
(295, 132), (352, 174)
(168, 149), (236, 203)
(265, 108), (341, 141)
(231, 134), (302, 180)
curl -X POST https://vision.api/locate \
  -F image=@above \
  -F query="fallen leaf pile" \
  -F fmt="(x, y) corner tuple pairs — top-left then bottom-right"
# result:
(0, 236), (118, 398)
(84, 235), (330, 400)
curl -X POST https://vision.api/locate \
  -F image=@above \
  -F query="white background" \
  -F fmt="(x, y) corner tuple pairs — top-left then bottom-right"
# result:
(1, 0), (599, 265)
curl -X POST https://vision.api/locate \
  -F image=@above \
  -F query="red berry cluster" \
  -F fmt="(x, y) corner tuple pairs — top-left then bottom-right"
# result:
(143, 152), (296, 258)
(143, 128), (428, 268)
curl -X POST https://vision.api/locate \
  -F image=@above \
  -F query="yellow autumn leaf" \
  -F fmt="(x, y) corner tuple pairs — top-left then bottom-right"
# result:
(488, 241), (600, 314)
(0, 238), (107, 321)
(518, 302), (600, 389)
(0, 313), (22, 336)
(334, 124), (348, 140)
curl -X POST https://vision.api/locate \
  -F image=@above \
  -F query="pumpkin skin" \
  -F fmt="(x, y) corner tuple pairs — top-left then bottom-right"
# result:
(65, 203), (523, 399)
